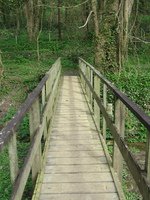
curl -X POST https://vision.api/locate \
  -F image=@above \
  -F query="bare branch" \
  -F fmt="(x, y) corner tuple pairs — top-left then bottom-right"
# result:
(129, 36), (150, 44)
(78, 11), (93, 29)
(39, 0), (89, 9)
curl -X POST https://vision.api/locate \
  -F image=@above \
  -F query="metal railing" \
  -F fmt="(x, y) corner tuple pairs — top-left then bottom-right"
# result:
(79, 57), (150, 200)
(0, 58), (61, 200)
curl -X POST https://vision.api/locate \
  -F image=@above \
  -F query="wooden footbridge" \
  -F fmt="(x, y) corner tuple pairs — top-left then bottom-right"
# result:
(0, 58), (150, 200)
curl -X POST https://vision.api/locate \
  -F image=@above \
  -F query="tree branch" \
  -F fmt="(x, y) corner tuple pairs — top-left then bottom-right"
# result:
(78, 11), (93, 29)
(129, 36), (150, 44)
(39, 0), (89, 9)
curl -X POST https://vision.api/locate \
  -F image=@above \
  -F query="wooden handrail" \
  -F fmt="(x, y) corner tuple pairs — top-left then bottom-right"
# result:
(79, 57), (150, 130)
(0, 58), (61, 200)
(79, 57), (150, 200)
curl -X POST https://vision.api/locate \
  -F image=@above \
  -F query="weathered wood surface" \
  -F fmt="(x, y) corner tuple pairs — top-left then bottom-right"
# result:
(33, 76), (123, 200)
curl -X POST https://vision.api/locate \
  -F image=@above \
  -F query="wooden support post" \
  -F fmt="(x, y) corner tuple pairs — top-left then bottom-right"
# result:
(113, 98), (125, 182)
(29, 97), (41, 184)
(42, 85), (47, 140)
(46, 76), (52, 127)
(90, 69), (94, 112)
(86, 66), (91, 103)
(145, 130), (150, 182)
(79, 61), (85, 89)
(42, 85), (46, 109)
(83, 63), (86, 90)
(8, 132), (19, 185)
(94, 74), (100, 131)
(103, 84), (107, 140)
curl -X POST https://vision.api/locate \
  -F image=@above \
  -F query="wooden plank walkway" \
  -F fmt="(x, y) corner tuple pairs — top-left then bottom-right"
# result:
(33, 76), (122, 200)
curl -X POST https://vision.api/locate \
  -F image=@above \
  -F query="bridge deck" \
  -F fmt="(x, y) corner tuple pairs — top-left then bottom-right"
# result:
(33, 76), (121, 200)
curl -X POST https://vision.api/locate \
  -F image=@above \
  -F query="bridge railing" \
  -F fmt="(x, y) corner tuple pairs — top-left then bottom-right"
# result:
(79, 57), (150, 200)
(0, 58), (61, 200)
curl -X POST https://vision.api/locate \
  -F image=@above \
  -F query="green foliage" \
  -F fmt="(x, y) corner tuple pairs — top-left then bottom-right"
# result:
(17, 114), (30, 141)
(1, 106), (16, 124)
(105, 58), (150, 110)
(0, 147), (12, 200)
(0, 142), (31, 200)
(139, 15), (150, 36)
(125, 193), (142, 200)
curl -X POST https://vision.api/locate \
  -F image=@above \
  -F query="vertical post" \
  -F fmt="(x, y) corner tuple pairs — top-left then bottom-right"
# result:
(113, 98), (125, 182)
(8, 132), (19, 185)
(86, 66), (91, 103)
(42, 85), (48, 140)
(42, 85), (46, 108)
(103, 84), (107, 140)
(29, 97), (41, 184)
(81, 63), (86, 90)
(90, 69), (94, 112)
(46, 75), (52, 128)
(94, 74), (100, 131)
(145, 130), (150, 182)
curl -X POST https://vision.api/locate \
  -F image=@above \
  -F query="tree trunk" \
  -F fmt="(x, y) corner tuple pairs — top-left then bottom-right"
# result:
(123, 0), (134, 57)
(117, 0), (134, 71)
(58, 0), (61, 41)
(0, 50), (4, 77)
(1, 1), (10, 28)
(34, 0), (43, 40)
(116, 0), (124, 71)
(91, 0), (105, 66)
(23, 0), (42, 41)
(81, 2), (90, 34)
(23, 0), (34, 41)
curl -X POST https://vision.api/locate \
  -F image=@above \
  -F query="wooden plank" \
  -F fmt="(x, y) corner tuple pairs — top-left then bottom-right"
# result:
(103, 83), (107, 140)
(146, 130), (150, 182)
(47, 150), (105, 157)
(94, 74), (100, 131)
(40, 182), (117, 193)
(39, 193), (119, 200)
(8, 133), (19, 185)
(113, 98), (125, 182)
(43, 172), (113, 182)
(44, 164), (110, 173)
(29, 97), (42, 184)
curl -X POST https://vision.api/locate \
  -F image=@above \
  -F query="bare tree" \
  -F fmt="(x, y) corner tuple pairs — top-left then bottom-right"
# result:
(58, 0), (62, 41)
(91, 0), (105, 66)
(23, 0), (43, 41)
(0, 50), (4, 77)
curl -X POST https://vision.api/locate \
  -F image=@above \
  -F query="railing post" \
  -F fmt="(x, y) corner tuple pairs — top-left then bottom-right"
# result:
(113, 98), (125, 182)
(42, 85), (48, 140)
(145, 130), (150, 182)
(82, 63), (86, 90)
(94, 74), (100, 131)
(86, 66), (91, 103)
(46, 75), (52, 128)
(103, 84), (107, 140)
(29, 97), (41, 184)
(90, 69), (94, 112)
(8, 132), (19, 185)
